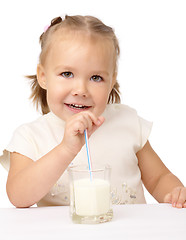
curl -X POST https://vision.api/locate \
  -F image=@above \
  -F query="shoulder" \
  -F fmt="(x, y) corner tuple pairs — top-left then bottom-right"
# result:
(14, 112), (53, 134)
(102, 104), (152, 150)
(11, 112), (65, 147)
(105, 103), (137, 112)
(105, 103), (137, 114)
(103, 104), (138, 122)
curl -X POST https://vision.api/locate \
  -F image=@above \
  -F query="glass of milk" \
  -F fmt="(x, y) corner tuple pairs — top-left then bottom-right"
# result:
(68, 164), (113, 224)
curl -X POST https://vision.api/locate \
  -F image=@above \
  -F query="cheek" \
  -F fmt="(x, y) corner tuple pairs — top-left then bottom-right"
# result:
(46, 82), (65, 103)
(96, 85), (112, 102)
(97, 91), (110, 104)
(93, 87), (111, 113)
(94, 94), (109, 116)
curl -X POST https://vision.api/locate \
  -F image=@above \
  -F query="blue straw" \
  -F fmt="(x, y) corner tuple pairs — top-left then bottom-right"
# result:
(84, 129), (93, 181)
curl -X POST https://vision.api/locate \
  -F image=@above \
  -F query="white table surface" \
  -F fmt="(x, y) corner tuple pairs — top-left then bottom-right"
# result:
(0, 204), (185, 240)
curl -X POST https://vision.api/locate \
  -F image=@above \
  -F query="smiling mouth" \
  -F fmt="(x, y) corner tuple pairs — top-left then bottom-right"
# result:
(65, 103), (91, 110)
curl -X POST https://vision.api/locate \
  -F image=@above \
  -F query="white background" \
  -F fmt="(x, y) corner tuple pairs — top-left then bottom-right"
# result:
(0, 0), (186, 207)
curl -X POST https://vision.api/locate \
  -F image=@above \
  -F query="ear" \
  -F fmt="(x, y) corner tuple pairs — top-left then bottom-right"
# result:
(37, 64), (47, 90)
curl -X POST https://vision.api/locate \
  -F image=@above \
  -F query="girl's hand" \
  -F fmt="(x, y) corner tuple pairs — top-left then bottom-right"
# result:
(164, 187), (186, 208)
(61, 111), (104, 157)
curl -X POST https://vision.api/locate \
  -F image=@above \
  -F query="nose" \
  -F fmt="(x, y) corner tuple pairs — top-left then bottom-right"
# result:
(71, 79), (88, 97)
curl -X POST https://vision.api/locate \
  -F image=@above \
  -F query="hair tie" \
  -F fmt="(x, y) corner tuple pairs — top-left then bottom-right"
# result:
(43, 16), (63, 33)
(51, 16), (62, 26)
(44, 25), (50, 32)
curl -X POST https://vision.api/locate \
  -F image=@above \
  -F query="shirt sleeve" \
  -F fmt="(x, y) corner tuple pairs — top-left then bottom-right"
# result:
(0, 124), (37, 171)
(138, 116), (153, 150)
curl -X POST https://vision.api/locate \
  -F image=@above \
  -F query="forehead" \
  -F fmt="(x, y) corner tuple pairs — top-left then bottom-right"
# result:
(52, 28), (113, 46)
(44, 29), (115, 66)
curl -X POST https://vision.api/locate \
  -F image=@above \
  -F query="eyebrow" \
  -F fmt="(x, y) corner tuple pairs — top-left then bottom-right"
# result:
(94, 71), (109, 77)
(54, 65), (73, 71)
(54, 65), (110, 76)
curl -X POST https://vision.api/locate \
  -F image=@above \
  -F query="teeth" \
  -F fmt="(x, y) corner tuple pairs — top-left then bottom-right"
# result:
(69, 104), (87, 109)
(74, 104), (83, 107)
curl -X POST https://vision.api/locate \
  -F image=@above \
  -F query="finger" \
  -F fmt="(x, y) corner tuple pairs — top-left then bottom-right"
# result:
(81, 112), (105, 134)
(83, 111), (104, 126)
(171, 187), (182, 207)
(176, 188), (186, 208)
(164, 193), (172, 204)
(88, 116), (105, 136)
(83, 112), (96, 131)
(73, 120), (86, 134)
(68, 111), (104, 136)
(73, 112), (94, 129)
(97, 116), (105, 126)
(183, 202), (186, 208)
(70, 114), (88, 134)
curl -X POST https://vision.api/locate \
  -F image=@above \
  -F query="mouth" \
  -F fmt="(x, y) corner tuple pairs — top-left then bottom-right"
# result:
(65, 103), (91, 110)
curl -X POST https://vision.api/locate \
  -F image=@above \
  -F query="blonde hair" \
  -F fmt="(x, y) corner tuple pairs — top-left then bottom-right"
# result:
(27, 15), (121, 114)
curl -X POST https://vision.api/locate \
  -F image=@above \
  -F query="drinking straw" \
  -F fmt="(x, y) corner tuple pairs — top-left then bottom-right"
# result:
(84, 129), (93, 181)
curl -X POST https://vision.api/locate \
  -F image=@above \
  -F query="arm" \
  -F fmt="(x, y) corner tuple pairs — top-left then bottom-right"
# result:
(7, 144), (74, 208)
(137, 141), (186, 208)
(6, 112), (104, 208)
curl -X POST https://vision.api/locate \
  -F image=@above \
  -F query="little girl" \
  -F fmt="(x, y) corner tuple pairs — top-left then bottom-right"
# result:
(0, 15), (185, 208)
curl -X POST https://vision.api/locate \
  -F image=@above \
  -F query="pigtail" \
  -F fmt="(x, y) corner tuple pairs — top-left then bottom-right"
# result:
(26, 75), (49, 114)
(108, 82), (121, 104)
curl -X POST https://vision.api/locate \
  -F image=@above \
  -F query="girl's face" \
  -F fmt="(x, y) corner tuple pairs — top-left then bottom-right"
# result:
(37, 31), (116, 121)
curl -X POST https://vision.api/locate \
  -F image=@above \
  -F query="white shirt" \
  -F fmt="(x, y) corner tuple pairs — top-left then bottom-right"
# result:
(0, 104), (152, 206)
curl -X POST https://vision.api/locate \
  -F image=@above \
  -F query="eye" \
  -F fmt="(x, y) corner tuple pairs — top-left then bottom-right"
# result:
(61, 71), (74, 78)
(90, 75), (103, 82)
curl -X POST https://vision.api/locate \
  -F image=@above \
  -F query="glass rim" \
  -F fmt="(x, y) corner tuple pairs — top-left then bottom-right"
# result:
(67, 163), (111, 173)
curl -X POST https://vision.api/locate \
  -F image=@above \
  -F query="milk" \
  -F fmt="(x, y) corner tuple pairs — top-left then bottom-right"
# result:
(73, 178), (110, 216)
